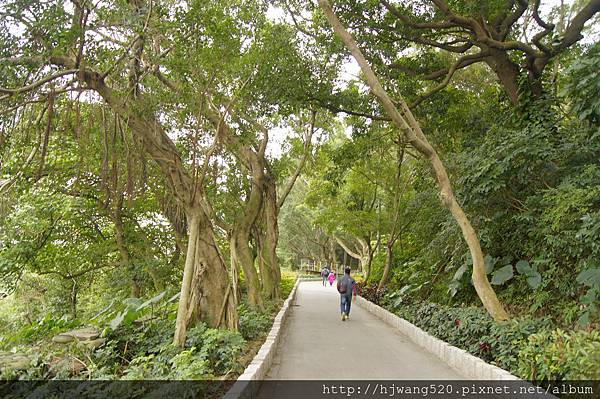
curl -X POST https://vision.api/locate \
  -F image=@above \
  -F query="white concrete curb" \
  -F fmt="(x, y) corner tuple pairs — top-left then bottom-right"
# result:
(354, 296), (520, 380)
(223, 277), (303, 399)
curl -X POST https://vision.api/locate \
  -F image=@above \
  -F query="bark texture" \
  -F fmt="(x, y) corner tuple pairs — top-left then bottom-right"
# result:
(379, 242), (394, 291)
(258, 169), (282, 299)
(229, 159), (265, 310)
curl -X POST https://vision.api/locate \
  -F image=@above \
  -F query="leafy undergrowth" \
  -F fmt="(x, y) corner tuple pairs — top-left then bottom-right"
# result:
(357, 282), (600, 381)
(0, 314), (82, 351)
(1, 272), (297, 381)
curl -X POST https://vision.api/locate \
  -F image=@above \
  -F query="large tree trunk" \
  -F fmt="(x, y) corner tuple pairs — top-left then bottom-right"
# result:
(231, 228), (263, 310)
(187, 209), (237, 330)
(258, 172), (281, 300)
(485, 50), (521, 105)
(223, 129), (269, 308)
(207, 109), (272, 305)
(318, 0), (509, 321)
(256, 111), (314, 299)
(174, 208), (238, 346)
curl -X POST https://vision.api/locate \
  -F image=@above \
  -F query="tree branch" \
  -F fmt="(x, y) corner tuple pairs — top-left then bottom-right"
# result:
(410, 50), (489, 108)
(0, 70), (78, 96)
(334, 235), (362, 260)
(410, 35), (474, 53)
(498, 0), (528, 39)
(554, 0), (600, 52)
(282, 0), (319, 38)
(277, 110), (315, 208)
(379, 0), (458, 30)
(528, 0), (555, 54)
(308, 94), (391, 121)
(430, 0), (477, 29)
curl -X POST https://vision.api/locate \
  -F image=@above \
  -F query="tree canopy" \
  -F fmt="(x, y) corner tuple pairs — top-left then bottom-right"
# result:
(0, 0), (599, 382)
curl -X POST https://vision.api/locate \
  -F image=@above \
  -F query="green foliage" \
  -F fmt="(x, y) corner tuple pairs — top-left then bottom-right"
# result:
(238, 305), (272, 341)
(373, 286), (597, 380)
(394, 300), (495, 356)
(121, 353), (171, 380)
(576, 268), (600, 326)
(0, 314), (79, 350)
(491, 265), (514, 286)
(517, 329), (600, 381)
(168, 348), (212, 379)
(280, 270), (297, 298)
(355, 282), (387, 305)
(199, 328), (245, 375)
(0, 268), (296, 380)
(561, 43), (600, 124)
(100, 291), (171, 331)
(515, 260), (542, 289)
(92, 314), (247, 379)
(481, 317), (553, 373)
(118, 323), (235, 380)
(1, 0), (598, 384)
(238, 271), (297, 341)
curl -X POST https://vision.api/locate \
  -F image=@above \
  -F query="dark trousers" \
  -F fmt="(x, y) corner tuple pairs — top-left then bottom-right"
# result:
(322, 276), (327, 286)
(340, 295), (352, 315)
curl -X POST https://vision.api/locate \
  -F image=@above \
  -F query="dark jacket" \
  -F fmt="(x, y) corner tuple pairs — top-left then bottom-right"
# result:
(338, 274), (356, 297)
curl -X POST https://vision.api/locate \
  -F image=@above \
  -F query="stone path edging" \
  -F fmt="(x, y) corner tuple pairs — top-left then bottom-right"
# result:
(355, 296), (520, 381)
(223, 277), (303, 399)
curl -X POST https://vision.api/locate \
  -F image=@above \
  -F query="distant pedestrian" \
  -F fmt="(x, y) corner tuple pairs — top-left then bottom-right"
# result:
(328, 270), (335, 286)
(337, 267), (356, 321)
(321, 267), (329, 286)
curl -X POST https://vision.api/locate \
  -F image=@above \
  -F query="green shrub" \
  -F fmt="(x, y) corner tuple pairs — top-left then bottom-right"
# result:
(87, 340), (123, 378)
(238, 305), (271, 341)
(1, 314), (80, 349)
(356, 282), (387, 305)
(517, 329), (600, 381)
(480, 317), (553, 371)
(121, 353), (171, 379)
(103, 318), (174, 360)
(198, 328), (245, 375)
(118, 322), (244, 379)
(405, 301), (494, 355)
(280, 270), (297, 298)
(168, 348), (212, 379)
(121, 345), (212, 380)
(364, 284), (597, 380)
(184, 322), (209, 349)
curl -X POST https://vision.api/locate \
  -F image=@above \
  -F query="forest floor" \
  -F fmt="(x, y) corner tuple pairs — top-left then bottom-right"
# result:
(257, 281), (462, 396)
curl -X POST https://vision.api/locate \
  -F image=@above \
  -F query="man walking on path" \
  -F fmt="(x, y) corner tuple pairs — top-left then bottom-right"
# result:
(337, 267), (356, 321)
(321, 266), (329, 286)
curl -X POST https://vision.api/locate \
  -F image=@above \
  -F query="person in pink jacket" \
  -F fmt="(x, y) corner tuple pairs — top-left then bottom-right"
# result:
(327, 270), (336, 286)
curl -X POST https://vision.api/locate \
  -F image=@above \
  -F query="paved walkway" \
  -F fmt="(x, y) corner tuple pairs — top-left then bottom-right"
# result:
(258, 280), (462, 391)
